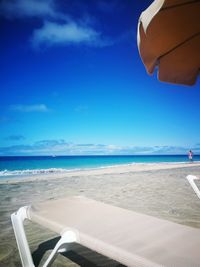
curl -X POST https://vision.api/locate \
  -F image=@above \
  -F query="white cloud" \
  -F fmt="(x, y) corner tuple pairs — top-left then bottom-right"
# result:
(0, 0), (117, 49)
(0, 0), (59, 19)
(9, 104), (50, 113)
(31, 21), (108, 48)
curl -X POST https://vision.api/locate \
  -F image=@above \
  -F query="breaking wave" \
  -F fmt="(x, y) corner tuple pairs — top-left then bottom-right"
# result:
(0, 168), (72, 177)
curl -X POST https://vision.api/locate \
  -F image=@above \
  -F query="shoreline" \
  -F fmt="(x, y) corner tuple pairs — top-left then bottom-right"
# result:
(1, 161), (200, 184)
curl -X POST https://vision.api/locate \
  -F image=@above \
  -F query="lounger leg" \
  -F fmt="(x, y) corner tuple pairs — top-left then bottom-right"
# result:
(11, 207), (35, 267)
(187, 175), (200, 199)
(42, 231), (77, 267)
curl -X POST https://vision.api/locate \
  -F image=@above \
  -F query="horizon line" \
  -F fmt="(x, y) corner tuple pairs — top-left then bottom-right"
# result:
(0, 154), (198, 157)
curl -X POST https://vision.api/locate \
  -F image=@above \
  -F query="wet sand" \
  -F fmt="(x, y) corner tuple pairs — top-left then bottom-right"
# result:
(0, 163), (200, 266)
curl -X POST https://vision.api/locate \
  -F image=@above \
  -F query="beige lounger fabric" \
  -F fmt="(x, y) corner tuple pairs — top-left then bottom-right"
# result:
(28, 196), (200, 267)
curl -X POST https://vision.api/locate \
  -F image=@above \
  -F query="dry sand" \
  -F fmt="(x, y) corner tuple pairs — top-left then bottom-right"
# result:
(0, 162), (200, 266)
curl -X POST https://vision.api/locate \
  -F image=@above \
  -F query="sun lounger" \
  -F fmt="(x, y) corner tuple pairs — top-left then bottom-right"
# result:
(11, 196), (200, 267)
(187, 175), (200, 199)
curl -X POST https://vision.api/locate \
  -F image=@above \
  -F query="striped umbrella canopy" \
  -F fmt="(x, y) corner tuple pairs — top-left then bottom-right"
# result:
(137, 0), (200, 85)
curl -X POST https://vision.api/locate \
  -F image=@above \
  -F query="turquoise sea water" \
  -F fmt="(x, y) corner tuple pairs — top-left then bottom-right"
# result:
(0, 155), (199, 178)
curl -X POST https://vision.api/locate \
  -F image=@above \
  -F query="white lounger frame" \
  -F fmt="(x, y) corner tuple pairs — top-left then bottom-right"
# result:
(11, 207), (77, 267)
(187, 175), (200, 199)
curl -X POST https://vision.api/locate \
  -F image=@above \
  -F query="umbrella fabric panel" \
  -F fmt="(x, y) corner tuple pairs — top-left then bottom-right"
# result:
(162, 0), (200, 9)
(138, 0), (200, 85)
(159, 35), (200, 85)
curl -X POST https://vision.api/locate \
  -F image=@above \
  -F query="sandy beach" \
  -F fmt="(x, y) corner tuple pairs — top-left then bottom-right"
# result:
(1, 162), (200, 266)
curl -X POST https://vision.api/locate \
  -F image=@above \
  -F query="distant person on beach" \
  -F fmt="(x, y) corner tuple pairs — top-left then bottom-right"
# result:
(188, 150), (193, 162)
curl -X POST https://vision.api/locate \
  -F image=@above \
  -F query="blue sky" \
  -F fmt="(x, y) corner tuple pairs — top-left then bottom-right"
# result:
(0, 0), (200, 156)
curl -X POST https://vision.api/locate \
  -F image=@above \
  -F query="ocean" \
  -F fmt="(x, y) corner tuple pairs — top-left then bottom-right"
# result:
(0, 155), (199, 178)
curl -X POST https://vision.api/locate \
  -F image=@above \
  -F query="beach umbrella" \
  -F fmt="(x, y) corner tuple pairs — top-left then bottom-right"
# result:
(137, 0), (200, 85)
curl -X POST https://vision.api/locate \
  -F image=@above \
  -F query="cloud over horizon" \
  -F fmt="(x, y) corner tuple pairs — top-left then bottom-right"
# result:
(0, 139), (197, 156)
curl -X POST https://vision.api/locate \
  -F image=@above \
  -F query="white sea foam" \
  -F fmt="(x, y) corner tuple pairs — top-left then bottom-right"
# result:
(0, 168), (73, 177)
(0, 163), (135, 177)
(1, 161), (199, 178)
(0, 165), (124, 177)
